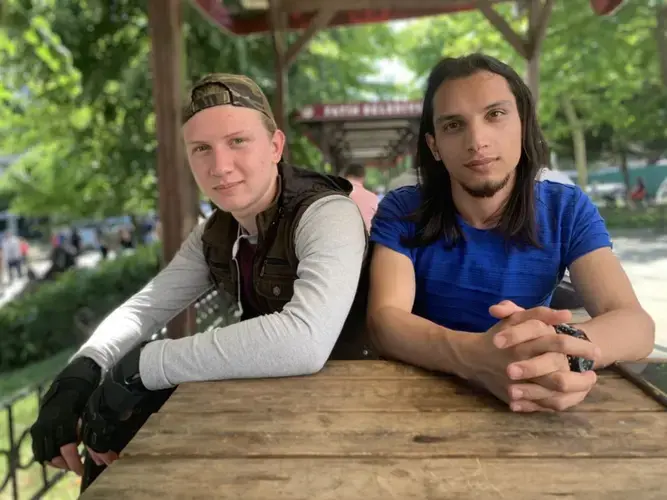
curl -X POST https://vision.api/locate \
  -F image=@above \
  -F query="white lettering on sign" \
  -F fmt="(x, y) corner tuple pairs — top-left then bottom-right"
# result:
(318, 101), (422, 119)
(322, 104), (362, 118)
(361, 101), (422, 117)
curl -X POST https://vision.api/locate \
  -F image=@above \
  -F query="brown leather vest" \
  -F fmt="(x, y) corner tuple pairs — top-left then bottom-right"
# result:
(200, 163), (377, 360)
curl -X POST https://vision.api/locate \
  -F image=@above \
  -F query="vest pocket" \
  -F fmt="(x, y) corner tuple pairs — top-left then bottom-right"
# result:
(256, 259), (295, 303)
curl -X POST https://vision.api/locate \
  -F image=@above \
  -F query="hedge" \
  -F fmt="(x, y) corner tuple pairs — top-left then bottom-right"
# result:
(0, 245), (161, 373)
(599, 205), (667, 231)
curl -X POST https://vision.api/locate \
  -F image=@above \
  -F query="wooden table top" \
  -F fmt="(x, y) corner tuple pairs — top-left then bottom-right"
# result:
(81, 360), (667, 499)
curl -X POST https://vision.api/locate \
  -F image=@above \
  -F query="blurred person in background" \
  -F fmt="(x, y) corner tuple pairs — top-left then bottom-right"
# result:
(341, 162), (379, 230)
(70, 227), (82, 255)
(96, 228), (109, 259)
(2, 231), (23, 283)
(118, 227), (135, 250)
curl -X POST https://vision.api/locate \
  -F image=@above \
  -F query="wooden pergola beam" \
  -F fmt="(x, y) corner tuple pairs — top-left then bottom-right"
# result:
(476, 0), (528, 59)
(284, 8), (336, 68)
(281, 0), (507, 12)
(269, 1), (336, 158)
(477, 0), (554, 105)
(526, 0), (554, 57)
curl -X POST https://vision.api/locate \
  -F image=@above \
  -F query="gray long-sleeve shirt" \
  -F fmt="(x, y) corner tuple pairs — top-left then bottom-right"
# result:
(72, 195), (366, 390)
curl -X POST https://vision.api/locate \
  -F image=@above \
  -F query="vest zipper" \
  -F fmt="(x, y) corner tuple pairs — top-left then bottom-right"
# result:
(233, 256), (243, 318)
(231, 226), (244, 318)
(258, 206), (284, 278)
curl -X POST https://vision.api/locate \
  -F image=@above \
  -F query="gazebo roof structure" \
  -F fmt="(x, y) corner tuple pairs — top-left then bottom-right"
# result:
(191, 0), (625, 36)
(147, 0), (627, 336)
(293, 100), (421, 170)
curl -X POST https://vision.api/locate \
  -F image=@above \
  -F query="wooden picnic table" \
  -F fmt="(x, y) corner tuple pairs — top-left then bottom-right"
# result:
(81, 356), (667, 499)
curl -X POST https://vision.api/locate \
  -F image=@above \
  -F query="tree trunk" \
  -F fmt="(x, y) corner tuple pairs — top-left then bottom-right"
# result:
(657, 5), (667, 87)
(619, 146), (631, 196)
(561, 95), (588, 188)
(235, 36), (248, 74)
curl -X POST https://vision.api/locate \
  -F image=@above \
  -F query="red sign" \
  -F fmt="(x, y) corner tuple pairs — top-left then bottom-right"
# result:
(296, 101), (423, 122)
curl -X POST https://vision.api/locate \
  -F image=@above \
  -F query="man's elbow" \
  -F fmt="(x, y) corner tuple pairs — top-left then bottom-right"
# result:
(618, 305), (657, 360)
(637, 308), (656, 359)
(366, 306), (392, 354)
(286, 337), (332, 376)
(296, 348), (328, 375)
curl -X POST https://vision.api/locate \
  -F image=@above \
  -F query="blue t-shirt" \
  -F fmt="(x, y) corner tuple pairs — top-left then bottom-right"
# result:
(370, 181), (612, 333)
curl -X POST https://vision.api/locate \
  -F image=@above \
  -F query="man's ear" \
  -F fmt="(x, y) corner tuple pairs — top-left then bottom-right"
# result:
(271, 129), (286, 164)
(425, 133), (441, 161)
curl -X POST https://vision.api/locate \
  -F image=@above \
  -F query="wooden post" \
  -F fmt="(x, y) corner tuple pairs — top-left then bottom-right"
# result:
(658, 4), (667, 87)
(526, 1), (541, 105)
(284, 9), (336, 68)
(525, 0), (553, 106)
(478, 0), (553, 106)
(269, 0), (289, 144)
(180, 18), (200, 336)
(147, 0), (198, 338)
(268, 3), (335, 161)
(320, 123), (332, 167)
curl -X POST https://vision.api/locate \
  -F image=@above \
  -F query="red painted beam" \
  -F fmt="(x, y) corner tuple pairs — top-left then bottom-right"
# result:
(590, 0), (625, 16)
(191, 2), (500, 35)
(191, 1), (628, 36)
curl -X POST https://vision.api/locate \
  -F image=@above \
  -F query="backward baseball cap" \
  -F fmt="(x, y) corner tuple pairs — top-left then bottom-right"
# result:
(182, 73), (277, 126)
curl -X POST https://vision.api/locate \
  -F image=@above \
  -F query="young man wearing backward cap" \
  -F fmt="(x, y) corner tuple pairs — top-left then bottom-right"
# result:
(30, 73), (374, 490)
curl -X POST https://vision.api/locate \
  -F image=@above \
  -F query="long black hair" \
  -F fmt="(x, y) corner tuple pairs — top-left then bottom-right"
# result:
(402, 53), (549, 249)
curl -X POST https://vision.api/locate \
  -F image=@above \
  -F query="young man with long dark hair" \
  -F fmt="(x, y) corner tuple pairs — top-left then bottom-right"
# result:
(367, 54), (654, 413)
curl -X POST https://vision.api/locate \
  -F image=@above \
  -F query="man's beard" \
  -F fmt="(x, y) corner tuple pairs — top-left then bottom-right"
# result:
(460, 172), (512, 198)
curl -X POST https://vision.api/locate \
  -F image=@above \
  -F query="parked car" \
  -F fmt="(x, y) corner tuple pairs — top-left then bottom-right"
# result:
(655, 177), (667, 205)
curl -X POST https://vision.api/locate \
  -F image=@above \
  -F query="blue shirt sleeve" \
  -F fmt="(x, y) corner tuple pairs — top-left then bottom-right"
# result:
(564, 187), (613, 267)
(369, 188), (417, 262)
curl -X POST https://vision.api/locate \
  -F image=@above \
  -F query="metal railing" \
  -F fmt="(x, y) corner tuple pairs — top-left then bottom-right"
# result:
(1, 288), (232, 499)
(1, 383), (68, 500)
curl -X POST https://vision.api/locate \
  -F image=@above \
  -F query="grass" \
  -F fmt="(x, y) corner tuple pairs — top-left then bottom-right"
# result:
(0, 350), (75, 397)
(1, 349), (82, 500)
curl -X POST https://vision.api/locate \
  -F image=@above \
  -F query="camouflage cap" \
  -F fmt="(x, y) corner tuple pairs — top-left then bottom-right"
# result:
(182, 73), (277, 126)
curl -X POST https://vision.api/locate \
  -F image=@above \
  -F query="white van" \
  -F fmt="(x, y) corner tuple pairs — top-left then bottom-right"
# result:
(656, 177), (667, 205)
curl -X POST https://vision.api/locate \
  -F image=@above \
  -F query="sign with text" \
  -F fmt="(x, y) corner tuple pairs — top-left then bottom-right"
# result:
(296, 101), (423, 122)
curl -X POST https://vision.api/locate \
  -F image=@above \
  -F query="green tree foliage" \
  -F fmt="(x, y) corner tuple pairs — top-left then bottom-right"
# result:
(394, 2), (667, 187)
(0, 0), (399, 218)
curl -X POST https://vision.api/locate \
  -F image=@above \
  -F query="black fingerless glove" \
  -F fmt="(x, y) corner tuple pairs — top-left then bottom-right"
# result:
(30, 357), (101, 463)
(81, 342), (152, 453)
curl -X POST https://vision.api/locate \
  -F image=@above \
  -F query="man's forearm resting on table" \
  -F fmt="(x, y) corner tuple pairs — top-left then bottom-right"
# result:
(72, 196), (364, 389)
(139, 195), (366, 390)
(368, 306), (478, 379)
(139, 311), (338, 390)
(71, 222), (214, 373)
(576, 307), (655, 369)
